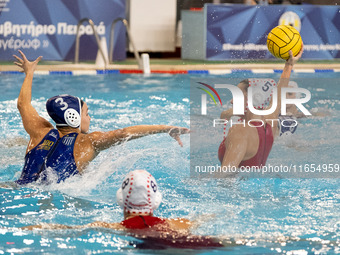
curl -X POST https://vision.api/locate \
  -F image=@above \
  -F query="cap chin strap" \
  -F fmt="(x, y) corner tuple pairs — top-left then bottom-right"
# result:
(78, 97), (82, 131)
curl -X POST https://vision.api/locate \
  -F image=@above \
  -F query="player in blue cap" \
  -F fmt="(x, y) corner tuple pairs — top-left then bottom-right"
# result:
(13, 51), (189, 185)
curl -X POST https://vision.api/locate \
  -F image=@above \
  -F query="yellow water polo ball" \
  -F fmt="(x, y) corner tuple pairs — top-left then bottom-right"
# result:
(267, 25), (302, 60)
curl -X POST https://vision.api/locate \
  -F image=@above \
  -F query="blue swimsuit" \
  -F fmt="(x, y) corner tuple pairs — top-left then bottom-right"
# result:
(16, 129), (79, 185)
(39, 132), (79, 183)
(16, 129), (59, 185)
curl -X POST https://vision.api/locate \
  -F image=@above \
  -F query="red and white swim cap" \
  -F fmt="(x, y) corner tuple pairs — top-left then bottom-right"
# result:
(248, 78), (276, 109)
(116, 170), (162, 215)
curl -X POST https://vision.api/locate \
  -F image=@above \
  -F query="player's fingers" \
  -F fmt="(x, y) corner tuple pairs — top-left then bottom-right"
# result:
(13, 55), (23, 63)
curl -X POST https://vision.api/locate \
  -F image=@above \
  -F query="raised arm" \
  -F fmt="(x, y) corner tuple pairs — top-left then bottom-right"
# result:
(22, 221), (124, 231)
(85, 221), (124, 230)
(89, 125), (190, 152)
(14, 51), (53, 143)
(21, 223), (74, 230)
(267, 43), (304, 121)
(165, 218), (192, 232)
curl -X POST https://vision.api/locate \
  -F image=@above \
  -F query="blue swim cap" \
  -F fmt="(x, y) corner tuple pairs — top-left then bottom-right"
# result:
(46, 95), (82, 128)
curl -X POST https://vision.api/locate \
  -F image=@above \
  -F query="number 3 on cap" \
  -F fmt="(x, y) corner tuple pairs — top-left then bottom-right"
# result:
(55, 98), (68, 111)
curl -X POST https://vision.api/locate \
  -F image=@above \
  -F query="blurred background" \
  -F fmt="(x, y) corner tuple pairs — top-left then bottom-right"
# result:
(0, 0), (339, 62)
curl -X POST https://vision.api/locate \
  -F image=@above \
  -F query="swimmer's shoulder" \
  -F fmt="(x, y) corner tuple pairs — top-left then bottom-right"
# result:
(82, 129), (128, 152)
(76, 131), (115, 150)
(226, 122), (251, 140)
(73, 133), (98, 167)
(165, 218), (192, 231)
(75, 133), (94, 145)
(74, 130), (127, 166)
(26, 127), (57, 153)
(226, 123), (260, 161)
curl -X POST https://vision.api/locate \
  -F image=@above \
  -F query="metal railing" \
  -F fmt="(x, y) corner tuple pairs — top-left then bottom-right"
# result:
(74, 18), (108, 66)
(109, 18), (141, 68)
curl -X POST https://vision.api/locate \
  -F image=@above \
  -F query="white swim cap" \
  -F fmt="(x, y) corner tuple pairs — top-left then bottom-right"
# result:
(116, 170), (162, 215)
(248, 78), (276, 109)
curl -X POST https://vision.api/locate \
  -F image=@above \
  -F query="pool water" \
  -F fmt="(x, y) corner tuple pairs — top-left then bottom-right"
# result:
(0, 72), (339, 254)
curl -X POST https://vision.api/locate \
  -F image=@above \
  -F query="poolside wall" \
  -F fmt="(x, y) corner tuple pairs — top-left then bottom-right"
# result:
(127, 0), (177, 52)
(182, 4), (340, 60)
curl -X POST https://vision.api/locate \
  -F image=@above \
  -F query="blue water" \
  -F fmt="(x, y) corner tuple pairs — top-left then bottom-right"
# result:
(0, 72), (339, 254)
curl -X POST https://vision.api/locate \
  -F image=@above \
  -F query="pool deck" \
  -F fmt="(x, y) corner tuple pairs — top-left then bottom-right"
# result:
(1, 59), (340, 73)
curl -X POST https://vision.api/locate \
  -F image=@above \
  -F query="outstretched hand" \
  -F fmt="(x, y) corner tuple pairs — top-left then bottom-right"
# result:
(13, 50), (42, 75)
(286, 41), (304, 66)
(169, 127), (190, 147)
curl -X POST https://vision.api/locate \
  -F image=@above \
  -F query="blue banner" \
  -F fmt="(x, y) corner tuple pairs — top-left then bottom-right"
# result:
(206, 4), (340, 60)
(0, 0), (126, 61)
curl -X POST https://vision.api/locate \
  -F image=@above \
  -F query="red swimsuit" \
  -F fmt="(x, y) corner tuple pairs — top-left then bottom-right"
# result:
(218, 122), (274, 168)
(121, 216), (166, 229)
(121, 216), (223, 249)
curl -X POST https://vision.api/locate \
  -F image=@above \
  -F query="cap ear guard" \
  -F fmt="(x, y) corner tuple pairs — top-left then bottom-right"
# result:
(252, 93), (265, 109)
(116, 187), (124, 208)
(153, 190), (162, 210)
(64, 109), (81, 128)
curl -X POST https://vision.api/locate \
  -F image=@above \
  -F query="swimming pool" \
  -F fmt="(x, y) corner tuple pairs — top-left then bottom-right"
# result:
(0, 72), (339, 254)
